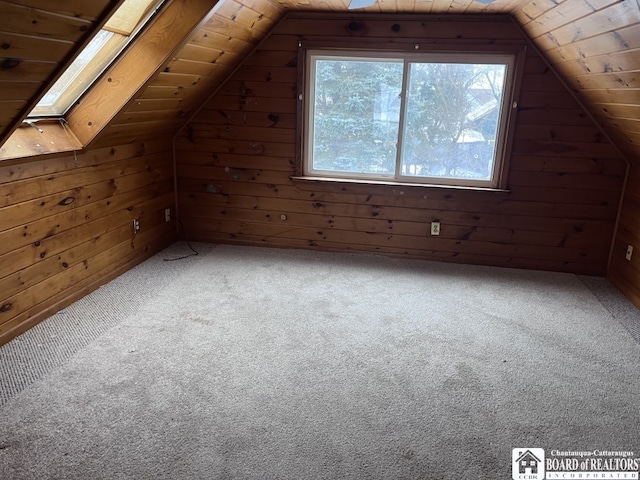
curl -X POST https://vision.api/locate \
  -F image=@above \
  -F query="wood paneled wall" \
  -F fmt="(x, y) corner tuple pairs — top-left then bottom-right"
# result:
(0, 141), (176, 345)
(516, 0), (640, 308)
(611, 178), (640, 306)
(175, 13), (626, 276)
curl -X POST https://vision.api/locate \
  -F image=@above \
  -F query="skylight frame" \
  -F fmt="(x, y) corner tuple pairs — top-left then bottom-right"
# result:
(28, 0), (167, 119)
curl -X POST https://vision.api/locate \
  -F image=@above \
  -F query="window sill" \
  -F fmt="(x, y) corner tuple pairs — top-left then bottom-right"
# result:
(0, 121), (82, 163)
(291, 175), (510, 194)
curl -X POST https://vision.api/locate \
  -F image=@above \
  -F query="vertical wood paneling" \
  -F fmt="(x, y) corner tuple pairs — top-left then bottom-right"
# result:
(175, 13), (626, 275)
(0, 140), (177, 345)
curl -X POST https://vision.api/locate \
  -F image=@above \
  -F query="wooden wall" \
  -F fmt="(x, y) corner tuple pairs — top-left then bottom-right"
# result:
(515, 0), (640, 308)
(1, 1), (639, 347)
(175, 13), (626, 275)
(0, 141), (176, 345)
(611, 175), (640, 306)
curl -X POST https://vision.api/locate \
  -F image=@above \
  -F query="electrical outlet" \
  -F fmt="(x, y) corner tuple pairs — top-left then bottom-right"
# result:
(626, 245), (633, 261)
(133, 219), (140, 233)
(164, 208), (171, 222)
(431, 221), (440, 236)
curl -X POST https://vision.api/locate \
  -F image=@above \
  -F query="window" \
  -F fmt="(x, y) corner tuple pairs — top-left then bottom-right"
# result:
(28, 0), (165, 117)
(303, 49), (519, 189)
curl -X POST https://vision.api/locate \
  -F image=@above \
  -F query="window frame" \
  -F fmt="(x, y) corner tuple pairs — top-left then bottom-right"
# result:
(298, 44), (525, 191)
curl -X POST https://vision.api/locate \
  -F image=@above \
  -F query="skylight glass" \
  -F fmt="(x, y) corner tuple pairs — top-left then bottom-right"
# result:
(29, 0), (165, 118)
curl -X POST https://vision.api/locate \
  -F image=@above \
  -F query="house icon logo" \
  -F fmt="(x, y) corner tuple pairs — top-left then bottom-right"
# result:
(512, 448), (545, 480)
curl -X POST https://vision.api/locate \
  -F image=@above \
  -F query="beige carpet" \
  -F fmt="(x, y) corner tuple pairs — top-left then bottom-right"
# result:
(1, 243), (638, 479)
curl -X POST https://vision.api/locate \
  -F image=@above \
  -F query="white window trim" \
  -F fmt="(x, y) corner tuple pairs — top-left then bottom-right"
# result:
(302, 48), (521, 190)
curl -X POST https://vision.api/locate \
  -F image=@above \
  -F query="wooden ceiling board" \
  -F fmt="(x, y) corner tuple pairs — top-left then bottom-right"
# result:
(163, 58), (232, 76)
(476, 0), (526, 14)
(0, 32), (74, 63)
(517, 0), (620, 38)
(199, 13), (273, 43)
(0, 101), (26, 133)
(216, 0), (283, 33)
(529, 2), (640, 49)
(189, 26), (255, 52)
(154, 71), (203, 88)
(0, 80), (43, 101)
(1, 0), (118, 21)
(0, 2), (94, 42)
(515, 0), (566, 23)
(0, 60), (58, 82)
(544, 23), (640, 63)
(574, 71), (640, 91)
(596, 104), (640, 121)
(126, 98), (185, 113)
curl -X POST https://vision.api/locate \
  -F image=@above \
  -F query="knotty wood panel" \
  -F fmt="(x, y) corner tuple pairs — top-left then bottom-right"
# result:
(0, 139), (177, 345)
(175, 13), (626, 275)
(2, 0), (118, 21)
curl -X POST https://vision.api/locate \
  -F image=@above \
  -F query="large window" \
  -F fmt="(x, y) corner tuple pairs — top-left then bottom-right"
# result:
(303, 50), (519, 189)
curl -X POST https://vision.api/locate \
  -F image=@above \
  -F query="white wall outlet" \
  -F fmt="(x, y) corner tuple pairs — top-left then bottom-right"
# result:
(431, 221), (440, 236)
(164, 208), (171, 222)
(133, 218), (140, 233)
(626, 245), (633, 261)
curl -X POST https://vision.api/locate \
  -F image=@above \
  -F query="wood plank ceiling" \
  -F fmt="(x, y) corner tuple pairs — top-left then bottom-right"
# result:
(1, 0), (639, 164)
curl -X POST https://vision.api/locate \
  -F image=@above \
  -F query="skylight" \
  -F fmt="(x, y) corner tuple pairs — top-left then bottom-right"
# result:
(29, 0), (166, 118)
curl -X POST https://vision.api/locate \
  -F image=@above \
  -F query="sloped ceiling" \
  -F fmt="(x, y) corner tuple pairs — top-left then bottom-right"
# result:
(0, 0), (639, 163)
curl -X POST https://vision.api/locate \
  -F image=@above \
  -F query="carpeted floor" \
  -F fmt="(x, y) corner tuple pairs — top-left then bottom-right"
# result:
(1, 242), (639, 479)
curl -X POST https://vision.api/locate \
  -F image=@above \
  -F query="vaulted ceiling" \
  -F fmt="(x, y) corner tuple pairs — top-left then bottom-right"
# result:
(1, 0), (639, 163)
